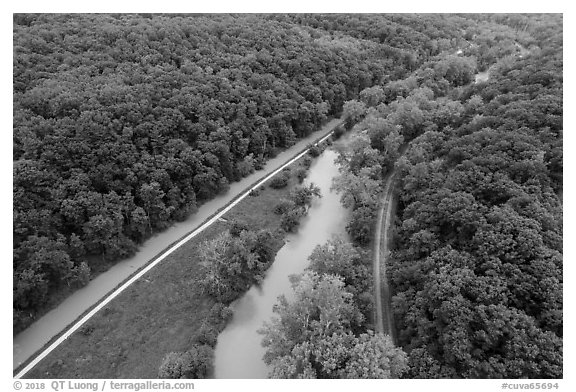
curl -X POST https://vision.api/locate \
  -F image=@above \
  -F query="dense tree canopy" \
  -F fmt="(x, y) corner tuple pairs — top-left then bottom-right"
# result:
(260, 271), (406, 378)
(16, 13), (452, 331)
(14, 13), (562, 379)
(199, 227), (275, 303)
(330, 13), (562, 378)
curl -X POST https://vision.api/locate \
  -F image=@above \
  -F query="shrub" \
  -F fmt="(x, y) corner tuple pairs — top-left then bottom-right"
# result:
(269, 171), (290, 189)
(274, 199), (296, 215)
(290, 183), (321, 207)
(253, 230), (276, 264)
(158, 344), (213, 379)
(195, 324), (218, 347)
(308, 145), (320, 157)
(280, 206), (306, 232)
(208, 302), (234, 325)
(333, 124), (345, 140)
(230, 221), (249, 237)
(254, 158), (265, 170)
(79, 324), (95, 336)
(295, 168), (308, 183)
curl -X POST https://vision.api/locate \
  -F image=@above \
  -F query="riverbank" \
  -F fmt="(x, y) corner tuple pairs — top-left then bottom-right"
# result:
(213, 146), (351, 378)
(22, 129), (338, 379)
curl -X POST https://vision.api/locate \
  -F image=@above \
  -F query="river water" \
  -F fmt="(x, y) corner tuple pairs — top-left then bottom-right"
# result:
(13, 118), (343, 371)
(213, 146), (350, 379)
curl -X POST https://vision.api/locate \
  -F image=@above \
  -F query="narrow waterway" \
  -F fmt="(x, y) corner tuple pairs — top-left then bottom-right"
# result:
(213, 147), (350, 379)
(13, 118), (343, 372)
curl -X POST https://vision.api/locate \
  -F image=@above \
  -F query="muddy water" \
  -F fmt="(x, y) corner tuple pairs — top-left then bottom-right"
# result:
(213, 147), (350, 379)
(13, 118), (343, 371)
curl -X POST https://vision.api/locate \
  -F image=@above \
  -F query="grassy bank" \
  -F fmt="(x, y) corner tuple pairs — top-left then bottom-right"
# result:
(25, 147), (325, 379)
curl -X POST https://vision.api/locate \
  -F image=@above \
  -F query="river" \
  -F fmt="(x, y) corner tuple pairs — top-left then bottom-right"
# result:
(13, 118), (343, 372)
(213, 144), (350, 379)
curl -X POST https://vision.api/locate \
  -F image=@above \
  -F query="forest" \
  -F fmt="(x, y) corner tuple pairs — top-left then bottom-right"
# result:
(329, 13), (562, 378)
(13, 13), (562, 379)
(12, 13), (415, 332)
(13, 12), (477, 333)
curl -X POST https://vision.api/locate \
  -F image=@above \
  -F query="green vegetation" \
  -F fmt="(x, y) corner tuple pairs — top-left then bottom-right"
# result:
(259, 237), (406, 378)
(199, 228), (275, 303)
(276, 183), (322, 232)
(24, 153), (319, 378)
(331, 13), (562, 379)
(390, 46), (563, 376)
(14, 13), (420, 332)
(307, 145), (321, 157)
(15, 12), (526, 332)
(14, 13), (562, 379)
(268, 170), (291, 189)
(331, 133), (383, 245)
(307, 237), (373, 322)
(158, 344), (213, 379)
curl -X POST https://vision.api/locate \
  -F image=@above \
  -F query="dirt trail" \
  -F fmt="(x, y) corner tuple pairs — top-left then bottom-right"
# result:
(372, 170), (397, 341)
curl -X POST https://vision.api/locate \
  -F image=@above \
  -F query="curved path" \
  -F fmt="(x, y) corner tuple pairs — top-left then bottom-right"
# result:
(372, 169), (397, 341)
(14, 117), (343, 378)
